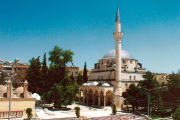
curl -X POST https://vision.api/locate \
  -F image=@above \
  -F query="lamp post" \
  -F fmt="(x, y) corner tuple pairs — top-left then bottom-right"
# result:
(138, 87), (161, 120)
(8, 59), (18, 120)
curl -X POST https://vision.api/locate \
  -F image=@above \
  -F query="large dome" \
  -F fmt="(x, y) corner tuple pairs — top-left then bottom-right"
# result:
(103, 50), (133, 59)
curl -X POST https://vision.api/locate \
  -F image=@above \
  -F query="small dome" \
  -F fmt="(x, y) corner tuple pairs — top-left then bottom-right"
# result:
(32, 93), (41, 100)
(14, 87), (23, 93)
(97, 83), (103, 86)
(103, 50), (133, 59)
(87, 83), (91, 86)
(102, 83), (110, 86)
(0, 85), (7, 93)
(82, 83), (88, 86)
(90, 81), (98, 86)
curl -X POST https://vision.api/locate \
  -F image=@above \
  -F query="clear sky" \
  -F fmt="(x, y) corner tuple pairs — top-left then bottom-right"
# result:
(0, 0), (180, 73)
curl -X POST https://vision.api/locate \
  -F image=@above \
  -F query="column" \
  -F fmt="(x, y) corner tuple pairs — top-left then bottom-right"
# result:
(104, 96), (106, 107)
(87, 94), (89, 104)
(93, 95), (95, 105)
(83, 93), (86, 104)
(98, 96), (100, 106)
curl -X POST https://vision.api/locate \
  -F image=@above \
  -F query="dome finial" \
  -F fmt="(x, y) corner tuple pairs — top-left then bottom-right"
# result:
(115, 5), (120, 22)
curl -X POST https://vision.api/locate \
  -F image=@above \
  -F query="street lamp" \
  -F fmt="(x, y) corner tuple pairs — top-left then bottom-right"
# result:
(8, 59), (18, 120)
(138, 86), (161, 120)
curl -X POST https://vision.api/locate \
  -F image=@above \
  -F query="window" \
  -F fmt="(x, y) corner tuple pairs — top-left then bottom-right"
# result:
(98, 76), (100, 80)
(18, 68), (22, 72)
(18, 73), (22, 77)
(134, 76), (136, 80)
(18, 79), (21, 82)
(123, 60), (125, 64)
(129, 76), (131, 80)
(101, 76), (103, 80)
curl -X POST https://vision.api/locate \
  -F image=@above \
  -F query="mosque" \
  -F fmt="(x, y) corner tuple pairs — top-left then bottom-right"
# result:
(79, 7), (146, 110)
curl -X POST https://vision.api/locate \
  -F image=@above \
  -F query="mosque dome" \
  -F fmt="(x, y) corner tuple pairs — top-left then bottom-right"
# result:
(32, 93), (41, 100)
(103, 50), (133, 59)
(14, 87), (23, 93)
(90, 81), (98, 86)
(102, 83), (110, 86)
(82, 83), (88, 86)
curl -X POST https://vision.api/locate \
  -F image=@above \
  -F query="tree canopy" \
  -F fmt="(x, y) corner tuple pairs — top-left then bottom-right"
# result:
(26, 46), (79, 109)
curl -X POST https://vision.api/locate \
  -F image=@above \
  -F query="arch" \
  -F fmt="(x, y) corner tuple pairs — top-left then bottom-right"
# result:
(88, 89), (93, 105)
(106, 90), (112, 106)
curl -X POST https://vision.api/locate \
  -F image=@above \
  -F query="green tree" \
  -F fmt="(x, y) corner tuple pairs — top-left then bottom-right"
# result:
(46, 74), (79, 109)
(46, 83), (64, 109)
(138, 71), (161, 107)
(75, 71), (83, 85)
(122, 84), (146, 111)
(113, 104), (117, 115)
(165, 73), (180, 112)
(25, 56), (42, 94)
(173, 107), (180, 120)
(26, 108), (32, 119)
(0, 71), (6, 85)
(46, 46), (78, 109)
(48, 46), (74, 86)
(83, 61), (88, 83)
(41, 53), (49, 103)
(74, 106), (80, 118)
(122, 71), (161, 111)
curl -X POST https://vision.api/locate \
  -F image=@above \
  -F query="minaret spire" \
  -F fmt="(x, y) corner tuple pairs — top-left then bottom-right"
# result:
(115, 5), (120, 22)
(113, 5), (123, 110)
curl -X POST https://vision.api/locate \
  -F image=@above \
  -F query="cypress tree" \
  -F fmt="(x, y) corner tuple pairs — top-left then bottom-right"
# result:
(83, 62), (88, 83)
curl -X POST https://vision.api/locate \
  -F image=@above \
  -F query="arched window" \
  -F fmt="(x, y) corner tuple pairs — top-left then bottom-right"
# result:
(134, 75), (136, 80)
(129, 76), (131, 80)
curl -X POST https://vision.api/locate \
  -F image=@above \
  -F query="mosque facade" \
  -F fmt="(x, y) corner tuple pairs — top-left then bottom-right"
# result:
(79, 7), (146, 110)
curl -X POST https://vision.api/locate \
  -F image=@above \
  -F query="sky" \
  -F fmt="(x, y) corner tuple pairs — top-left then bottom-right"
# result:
(0, 0), (180, 74)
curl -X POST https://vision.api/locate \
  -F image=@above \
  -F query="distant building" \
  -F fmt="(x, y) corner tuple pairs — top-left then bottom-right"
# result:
(67, 66), (79, 76)
(1, 62), (29, 88)
(0, 80), (35, 118)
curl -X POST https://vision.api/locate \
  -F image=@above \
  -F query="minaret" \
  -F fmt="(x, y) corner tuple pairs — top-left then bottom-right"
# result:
(113, 6), (123, 109)
(114, 6), (123, 90)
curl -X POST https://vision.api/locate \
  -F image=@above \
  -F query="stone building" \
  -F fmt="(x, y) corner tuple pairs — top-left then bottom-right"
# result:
(79, 6), (146, 110)
(0, 80), (35, 118)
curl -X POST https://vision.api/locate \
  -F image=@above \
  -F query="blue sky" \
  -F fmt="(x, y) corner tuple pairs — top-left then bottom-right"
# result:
(0, 0), (180, 73)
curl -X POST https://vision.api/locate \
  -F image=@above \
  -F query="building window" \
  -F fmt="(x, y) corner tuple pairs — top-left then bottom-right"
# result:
(129, 76), (131, 80)
(98, 76), (100, 80)
(18, 79), (21, 82)
(123, 60), (125, 64)
(134, 76), (136, 80)
(18, 73), (22, 77)
(101, 76), (103, 80)
(18, 68), (22, 72)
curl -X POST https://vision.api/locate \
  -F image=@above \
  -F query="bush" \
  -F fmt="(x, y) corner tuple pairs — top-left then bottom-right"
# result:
(26, 108), (32, 119)
(74, 106), (80, 118)
(159, 106), (167, 118)
(173, 107), (180, 120)
(113, 104), (117, 115)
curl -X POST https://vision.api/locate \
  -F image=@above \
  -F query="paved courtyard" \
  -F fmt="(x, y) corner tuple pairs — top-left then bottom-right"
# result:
(34, 103), (146, 120)
(1, 103), (173, 120)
